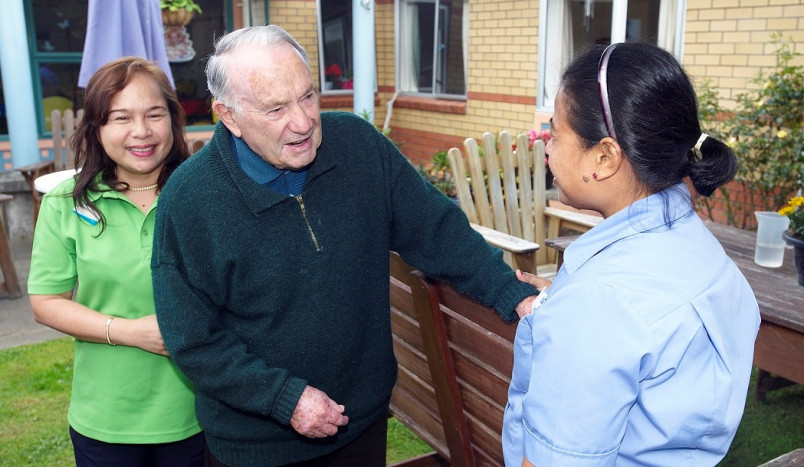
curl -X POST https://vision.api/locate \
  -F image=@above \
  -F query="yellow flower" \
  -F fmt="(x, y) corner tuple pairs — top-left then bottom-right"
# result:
(779, 206), (795, 216)
(791, 196), (804, 207)
(726, 137), (737, 148)
(777, 130), (788, 138)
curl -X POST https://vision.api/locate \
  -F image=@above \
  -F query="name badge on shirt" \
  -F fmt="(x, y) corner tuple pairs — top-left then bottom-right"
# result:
(73, 205), (99, 226)
(531, 289), (549, 312)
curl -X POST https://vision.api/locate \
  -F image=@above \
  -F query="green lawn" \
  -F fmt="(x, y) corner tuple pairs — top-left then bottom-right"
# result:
(1, 338), (801, 465)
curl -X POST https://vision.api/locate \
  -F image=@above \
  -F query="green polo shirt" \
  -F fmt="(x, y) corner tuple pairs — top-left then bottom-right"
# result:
(28, 176), (201, 444)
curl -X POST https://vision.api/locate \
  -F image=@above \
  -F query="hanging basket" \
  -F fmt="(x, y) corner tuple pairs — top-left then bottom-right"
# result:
(161, 8), (195, 27)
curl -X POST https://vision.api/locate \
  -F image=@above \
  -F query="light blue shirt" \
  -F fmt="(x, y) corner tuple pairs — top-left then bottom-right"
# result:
(503, 184), (760, 466)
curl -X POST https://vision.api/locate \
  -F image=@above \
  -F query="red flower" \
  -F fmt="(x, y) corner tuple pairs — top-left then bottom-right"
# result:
(325, 63), (343, 78)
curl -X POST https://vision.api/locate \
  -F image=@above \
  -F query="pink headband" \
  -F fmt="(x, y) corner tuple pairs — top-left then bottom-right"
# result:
(597, 43), (618, 141)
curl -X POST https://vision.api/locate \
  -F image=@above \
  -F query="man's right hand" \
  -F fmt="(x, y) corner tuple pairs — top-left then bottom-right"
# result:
(290, 385), (349, 438)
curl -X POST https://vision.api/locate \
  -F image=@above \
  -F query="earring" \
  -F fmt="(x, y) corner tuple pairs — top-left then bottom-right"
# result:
(592, 173), (598, 180)
(583, 175), (590, 183)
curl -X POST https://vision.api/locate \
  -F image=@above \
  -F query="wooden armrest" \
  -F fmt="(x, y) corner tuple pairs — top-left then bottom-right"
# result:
(470, 222), (539, 273)
(544, 206), (602, 230)
(470, 223), (539, 253)
(544, 234), (581, 254)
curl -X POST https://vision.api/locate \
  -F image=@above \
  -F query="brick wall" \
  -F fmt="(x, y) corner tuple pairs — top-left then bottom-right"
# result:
(267, 0), (800, 212)
(684, 0), (804, 109)
(380, 0), (541, 163)
(269, 0), (320, 88)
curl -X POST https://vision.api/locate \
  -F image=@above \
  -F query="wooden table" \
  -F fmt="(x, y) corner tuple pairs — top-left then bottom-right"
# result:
(546, 220), (804, 400)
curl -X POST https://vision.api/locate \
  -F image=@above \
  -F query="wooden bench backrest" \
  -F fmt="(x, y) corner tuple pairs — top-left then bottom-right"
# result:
(51, 108), (83, 170)
(449, 131), (603, 270)
(411, 271), (518, 467)
(449, 131), (548, 265)
(389, 252), (451, 462)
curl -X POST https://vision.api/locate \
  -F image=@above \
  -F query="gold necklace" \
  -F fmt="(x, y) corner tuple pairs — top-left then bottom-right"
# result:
(128, 183), (158, 192)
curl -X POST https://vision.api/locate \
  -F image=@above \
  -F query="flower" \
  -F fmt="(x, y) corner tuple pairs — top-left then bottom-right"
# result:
(325, 63), (342, 79)
(777, 130), (788, 138)
(779, 196), (804, 238)
(524, 129), (551, 166)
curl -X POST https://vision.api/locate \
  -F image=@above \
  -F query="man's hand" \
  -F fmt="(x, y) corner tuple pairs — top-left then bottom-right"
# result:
(514, 269), (552, 319)
(290, 385), (349, 438)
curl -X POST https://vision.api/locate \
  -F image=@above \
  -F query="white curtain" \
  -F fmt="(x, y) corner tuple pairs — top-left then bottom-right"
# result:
(399, 1), (420, 92)
(542, 0), (574, 108)
(657, 0), (677, 55)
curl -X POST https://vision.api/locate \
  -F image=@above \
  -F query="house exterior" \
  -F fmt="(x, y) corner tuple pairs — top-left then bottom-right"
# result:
(0, 0), (801, 240)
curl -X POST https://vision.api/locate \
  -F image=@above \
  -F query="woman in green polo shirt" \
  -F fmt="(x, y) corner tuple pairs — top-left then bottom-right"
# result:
(28, 57), (203, 466)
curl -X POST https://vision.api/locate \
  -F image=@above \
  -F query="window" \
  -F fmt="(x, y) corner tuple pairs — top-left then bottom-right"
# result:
(537, 0), (685, 110)
(397, 0), (467, 98)
(165, 0), (227, 126)
(28, 0), (88, 134)
(18, 0), (227, 137)
(318, 0), (353, 93)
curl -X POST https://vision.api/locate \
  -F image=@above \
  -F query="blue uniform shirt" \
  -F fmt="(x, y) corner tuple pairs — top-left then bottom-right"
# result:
(503, 184), (760, 466)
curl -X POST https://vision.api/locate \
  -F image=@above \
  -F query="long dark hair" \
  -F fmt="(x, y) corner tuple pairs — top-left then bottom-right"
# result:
(71, 57), (190, 232)
(559, 42), (737, 198)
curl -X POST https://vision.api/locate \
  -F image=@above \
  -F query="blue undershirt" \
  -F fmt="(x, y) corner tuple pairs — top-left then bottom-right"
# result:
(232, 135), (307, 196)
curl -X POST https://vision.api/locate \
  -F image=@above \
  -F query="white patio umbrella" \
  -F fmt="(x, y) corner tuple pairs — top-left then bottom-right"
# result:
(78, 0), (174, 88)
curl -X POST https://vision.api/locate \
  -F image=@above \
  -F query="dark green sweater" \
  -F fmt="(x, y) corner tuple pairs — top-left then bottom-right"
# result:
(152, 112), (536, 466)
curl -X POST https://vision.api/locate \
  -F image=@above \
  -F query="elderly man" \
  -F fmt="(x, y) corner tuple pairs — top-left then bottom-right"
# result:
(152, 25), (537, 466)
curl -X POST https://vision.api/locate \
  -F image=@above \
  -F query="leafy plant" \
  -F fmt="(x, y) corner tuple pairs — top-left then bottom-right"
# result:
(160, 0), (203, 14)
(696, 35), (803, 228)
(419, 150), (457, 198)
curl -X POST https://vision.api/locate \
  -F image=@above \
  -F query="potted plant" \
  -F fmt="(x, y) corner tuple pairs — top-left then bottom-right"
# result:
(779, 195), (804, 285)
(161, 0), (203, 27)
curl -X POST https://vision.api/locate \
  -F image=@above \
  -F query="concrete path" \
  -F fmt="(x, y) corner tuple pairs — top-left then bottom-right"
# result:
(0, 237), (63, 350)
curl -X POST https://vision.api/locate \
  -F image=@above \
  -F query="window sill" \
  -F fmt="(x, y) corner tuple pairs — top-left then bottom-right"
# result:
(320, 94), (354, 109)
(393, 95), (466, 115)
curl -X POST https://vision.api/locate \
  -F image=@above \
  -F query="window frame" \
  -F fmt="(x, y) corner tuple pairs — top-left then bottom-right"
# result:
(316, 0), (354, 96)
(536, 0), (687, 112)
(395, 0), (468, 100)
(24, 0), (86, 137)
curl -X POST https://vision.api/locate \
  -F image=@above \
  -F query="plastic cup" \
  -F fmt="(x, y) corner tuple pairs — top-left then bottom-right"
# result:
(754, 211), (790, 268)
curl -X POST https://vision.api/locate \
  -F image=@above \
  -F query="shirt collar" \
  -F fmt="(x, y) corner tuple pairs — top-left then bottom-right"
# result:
(562, 183), (694, 274)
(232, 134), (283, 184)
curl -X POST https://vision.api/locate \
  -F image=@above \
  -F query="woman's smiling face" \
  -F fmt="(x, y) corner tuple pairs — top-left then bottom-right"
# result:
(99, 72), (173, 182)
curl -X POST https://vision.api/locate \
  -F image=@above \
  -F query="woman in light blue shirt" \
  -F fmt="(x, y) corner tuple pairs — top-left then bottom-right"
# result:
(503, 43), (760, 466)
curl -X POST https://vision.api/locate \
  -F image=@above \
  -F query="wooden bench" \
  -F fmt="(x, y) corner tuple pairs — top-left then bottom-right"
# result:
(758, 448), (804, 466)
(448, 131), (601, 274)
(390, 252), (518, 466)
(389, 252), (450, 466)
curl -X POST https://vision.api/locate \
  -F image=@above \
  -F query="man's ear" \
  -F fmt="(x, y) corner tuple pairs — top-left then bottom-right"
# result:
(212, 101), (241, 138)
(593, 137), (624, 181)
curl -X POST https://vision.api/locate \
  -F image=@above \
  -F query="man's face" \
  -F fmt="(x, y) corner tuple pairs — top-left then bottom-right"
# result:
(216, 44), (322, 170)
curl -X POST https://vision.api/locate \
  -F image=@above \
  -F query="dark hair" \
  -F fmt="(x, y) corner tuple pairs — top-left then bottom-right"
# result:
(71, 57), (190, 232)
(559, 42), (737, 197)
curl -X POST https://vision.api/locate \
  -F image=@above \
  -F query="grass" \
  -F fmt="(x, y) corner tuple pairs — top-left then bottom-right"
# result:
(1, 338), (801, 466)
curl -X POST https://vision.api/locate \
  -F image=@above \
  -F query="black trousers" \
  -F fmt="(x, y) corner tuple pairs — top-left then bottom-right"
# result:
(69, 426), (206, 467)
(206, 415), (387, 467)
